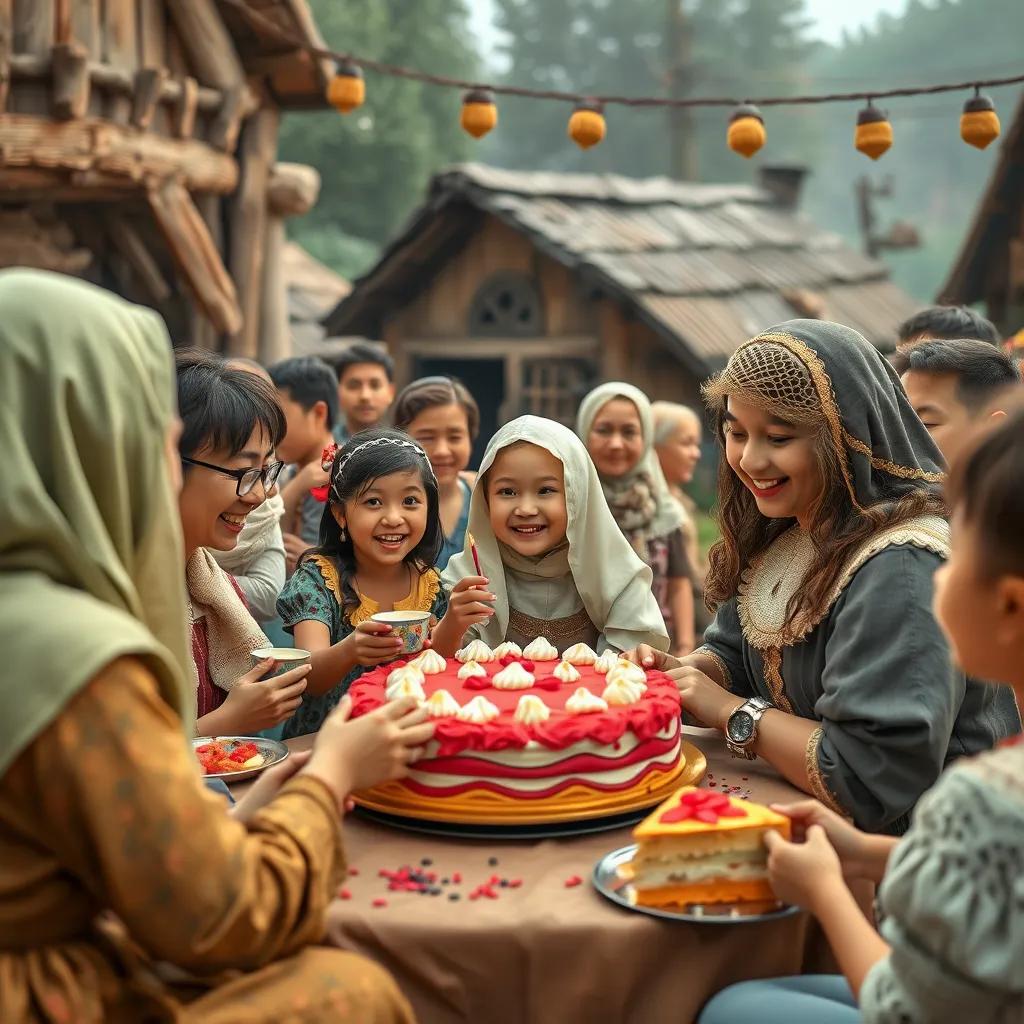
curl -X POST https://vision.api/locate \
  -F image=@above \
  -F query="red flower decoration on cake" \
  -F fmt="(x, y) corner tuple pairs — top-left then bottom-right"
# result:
(659, 789), (748, 825)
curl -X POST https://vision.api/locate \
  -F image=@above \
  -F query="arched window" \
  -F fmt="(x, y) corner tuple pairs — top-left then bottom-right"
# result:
(468, 272), (544, 336)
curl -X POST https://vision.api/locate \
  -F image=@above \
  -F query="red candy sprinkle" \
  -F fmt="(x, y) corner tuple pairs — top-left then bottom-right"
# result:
(452, 872), (462, 884)
(660, 789), (747, 825)
(564, 875), (582, 888)
(509, 878), (523, 888)
(520, 660), (535, 672)
(339, 888), (352, 900)
(372, 898), (388, 908)
(348, 867), (359, 876)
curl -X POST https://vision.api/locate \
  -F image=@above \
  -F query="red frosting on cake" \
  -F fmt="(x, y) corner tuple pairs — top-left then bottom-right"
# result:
(659, 789), (747, 824)
(349, 655), (682, 757)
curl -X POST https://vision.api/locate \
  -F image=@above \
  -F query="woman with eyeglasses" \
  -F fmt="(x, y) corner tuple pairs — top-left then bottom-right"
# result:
(176, 350), (309, 736)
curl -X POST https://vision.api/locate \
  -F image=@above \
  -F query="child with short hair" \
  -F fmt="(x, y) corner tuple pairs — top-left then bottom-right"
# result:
(275, 429), (490, 737)
(443, 416), (669, 654)
(894, 337), (1019, 466)
(699, 399), (1024, 1024)
(269, 355), (339, 570)
(332, 342), (396, 442)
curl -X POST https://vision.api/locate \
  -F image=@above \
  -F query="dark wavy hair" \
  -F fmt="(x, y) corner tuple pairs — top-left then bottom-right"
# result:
(703, 402), (945, 623)
(304, 428), (442, 613)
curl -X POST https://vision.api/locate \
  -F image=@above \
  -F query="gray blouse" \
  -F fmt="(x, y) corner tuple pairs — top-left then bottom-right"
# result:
(699, 520), (1016, 834)
(861, 740), (1024, 1022)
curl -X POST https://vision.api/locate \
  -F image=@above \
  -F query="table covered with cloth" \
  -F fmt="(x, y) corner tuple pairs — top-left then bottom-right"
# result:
(236, 728), (839, 1024)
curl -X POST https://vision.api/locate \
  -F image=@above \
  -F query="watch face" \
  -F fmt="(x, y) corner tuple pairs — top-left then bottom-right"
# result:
(728, 711), (755, 743)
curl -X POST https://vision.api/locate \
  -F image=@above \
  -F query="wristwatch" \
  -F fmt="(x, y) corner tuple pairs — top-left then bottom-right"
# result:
(725, 696), (772, 759)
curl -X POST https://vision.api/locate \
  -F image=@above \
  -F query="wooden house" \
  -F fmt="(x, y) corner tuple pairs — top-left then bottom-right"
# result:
(940, 91), (1024, 335)
(324, 162), (919, 444)
(0, 0), (332, 360)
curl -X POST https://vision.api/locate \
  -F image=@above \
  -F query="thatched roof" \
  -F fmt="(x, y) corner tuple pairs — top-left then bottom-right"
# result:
(325, 162), (918, 363)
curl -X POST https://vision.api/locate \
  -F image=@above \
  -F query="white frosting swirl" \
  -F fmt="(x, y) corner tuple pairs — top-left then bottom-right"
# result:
(561, 642), (598, 666)
(411, 648), (447, 675)
(457, 660), (488, 680)
(522, 636), (559, 661)
(492, 662), (535, 690)
(565, 687), (609, 714)
(386, 663), (425, 688)
(493, 641), (523, 659)
(514, 694), (551, 724)
(385, 671), (427, 702)
(457, 695), (500, 723)
(602, 676), (646, 706)
(424, 689), (461, 718)
(592, 651), (618, 675)
(552, 660), (581, 683)
(605, 659), (648, 688)
(456, 639), (496, 664)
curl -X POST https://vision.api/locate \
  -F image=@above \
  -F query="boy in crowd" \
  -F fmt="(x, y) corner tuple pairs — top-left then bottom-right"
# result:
(894, 338), (1019, 466)
(896, 304), (1001, 350)
(269, 356), (339, 572)
(332, 342), (396, 442)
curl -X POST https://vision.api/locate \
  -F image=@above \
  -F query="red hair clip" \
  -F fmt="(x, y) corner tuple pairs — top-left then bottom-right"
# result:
(321, 442), (340, 471)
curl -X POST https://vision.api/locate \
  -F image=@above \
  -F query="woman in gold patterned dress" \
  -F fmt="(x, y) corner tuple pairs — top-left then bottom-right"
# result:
(632, 319), (1018, 834)
(0, 270), (429, 1022)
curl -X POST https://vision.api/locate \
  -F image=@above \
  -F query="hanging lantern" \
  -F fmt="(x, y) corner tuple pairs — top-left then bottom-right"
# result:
(960, 91), (1000, 150)
(461, 88), (497, 139)
(568, 100), (605, 149)
(727, 103), (765, 158)
(327, 59), (365, 114)
(855, 102), (892, 160)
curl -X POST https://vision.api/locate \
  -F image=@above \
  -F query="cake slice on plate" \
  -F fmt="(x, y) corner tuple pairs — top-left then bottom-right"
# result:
(624, 786), (790, 907)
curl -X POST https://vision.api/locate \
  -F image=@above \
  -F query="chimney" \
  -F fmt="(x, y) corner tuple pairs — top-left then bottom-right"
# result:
(758, 163), (809, 210)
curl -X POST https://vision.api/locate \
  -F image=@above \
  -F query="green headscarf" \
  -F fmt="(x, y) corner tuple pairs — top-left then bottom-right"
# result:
(0, 270), (193, 775)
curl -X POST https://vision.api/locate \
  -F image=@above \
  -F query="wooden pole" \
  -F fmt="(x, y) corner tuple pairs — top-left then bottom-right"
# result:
(227, 107), (280, 357)
(665, 0), (697, 181)
(164, 0), (245, 91)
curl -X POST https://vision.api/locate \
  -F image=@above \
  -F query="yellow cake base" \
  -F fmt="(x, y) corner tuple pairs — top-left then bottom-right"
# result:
(354, 740), (707, 825)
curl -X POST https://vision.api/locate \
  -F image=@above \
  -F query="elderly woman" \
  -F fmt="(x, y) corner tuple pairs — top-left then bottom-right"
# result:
(0, 270), (428, 1023)
(578, 382), (694, 654)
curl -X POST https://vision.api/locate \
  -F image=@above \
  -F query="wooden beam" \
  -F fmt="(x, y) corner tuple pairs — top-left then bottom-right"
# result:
(165, 0), (245, 92)
(108, 217), (172, 303)
(130, 67), (166, 129)
(0, 114), (238, 194)
(267, 162), (320, 217)
(147, 178), (242, 335)
(208, 82), (248, 153)
(100, 0), (136, 124)
(260, 216), (290, 363)
(227, 107), (279, 357)
(51, 42), (90, 120)
(190, 194), (222, 348)
(0, 0), (14, 111)
(173, 76), (199, 139)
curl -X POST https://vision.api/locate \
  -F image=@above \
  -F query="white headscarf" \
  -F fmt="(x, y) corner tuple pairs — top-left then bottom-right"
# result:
(443, 416), (669, 653)
(576, 382), (685, 555)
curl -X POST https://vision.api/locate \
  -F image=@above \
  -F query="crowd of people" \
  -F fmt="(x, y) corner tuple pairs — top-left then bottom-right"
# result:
(2, 266), (1023, 1022)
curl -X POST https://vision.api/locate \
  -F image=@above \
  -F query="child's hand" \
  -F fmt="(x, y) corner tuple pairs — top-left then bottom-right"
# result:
(303, 695), (436, 805)
(764, 825), (845, 913)
(623, 645), (681, 672)
(216, 659), (310, 733)
(443, 575), (496, 634)
(346, 620), (405, 666)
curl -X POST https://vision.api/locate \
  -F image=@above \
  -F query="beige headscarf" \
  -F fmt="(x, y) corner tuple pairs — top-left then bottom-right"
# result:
(444, 416), (669, 652)
(576, 382), (685, 554)
(0, 270), (193, 775)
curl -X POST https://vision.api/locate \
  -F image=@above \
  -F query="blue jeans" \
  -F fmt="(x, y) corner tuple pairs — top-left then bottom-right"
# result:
(699, 976), (859, 1024)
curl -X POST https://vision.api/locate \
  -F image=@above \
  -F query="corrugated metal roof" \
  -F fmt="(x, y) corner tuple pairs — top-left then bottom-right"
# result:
(325, 162), (919, 358)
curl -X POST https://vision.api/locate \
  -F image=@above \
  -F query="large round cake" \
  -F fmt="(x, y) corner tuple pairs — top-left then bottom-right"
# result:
(348, 638), (700, 825)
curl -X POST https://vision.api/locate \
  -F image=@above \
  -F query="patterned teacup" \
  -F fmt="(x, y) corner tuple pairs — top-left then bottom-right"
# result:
(251, 647), (311, 677)
(371, 611), (431, 655)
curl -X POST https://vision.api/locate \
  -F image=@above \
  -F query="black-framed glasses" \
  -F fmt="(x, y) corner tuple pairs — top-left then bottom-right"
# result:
(181, 456), (285, 497)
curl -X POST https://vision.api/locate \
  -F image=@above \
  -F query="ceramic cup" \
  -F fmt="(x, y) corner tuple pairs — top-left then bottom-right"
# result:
(370, 610), (432, 655)
(251, 647), (312, 677)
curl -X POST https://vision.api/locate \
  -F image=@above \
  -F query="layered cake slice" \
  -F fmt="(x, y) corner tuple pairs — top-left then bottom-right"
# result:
(625, 786), (790, 907)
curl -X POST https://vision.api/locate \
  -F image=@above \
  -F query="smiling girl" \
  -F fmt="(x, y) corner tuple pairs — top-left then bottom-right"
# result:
(393, 376), (480, 570)
(275, 429), (489, 737)
(443, 416), (668, 654)
(632, 320), (1017, 834)
(176, 351), (311, 736)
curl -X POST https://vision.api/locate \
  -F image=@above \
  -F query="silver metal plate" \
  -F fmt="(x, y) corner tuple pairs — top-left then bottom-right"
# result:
(193, 736), (289, 783)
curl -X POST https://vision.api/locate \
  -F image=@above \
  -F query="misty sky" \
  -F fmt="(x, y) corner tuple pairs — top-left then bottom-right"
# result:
(467, 0), (911, 60)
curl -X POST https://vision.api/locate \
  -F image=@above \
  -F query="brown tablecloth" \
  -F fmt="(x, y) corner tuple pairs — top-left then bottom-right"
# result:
(250, 728), (834, 1024)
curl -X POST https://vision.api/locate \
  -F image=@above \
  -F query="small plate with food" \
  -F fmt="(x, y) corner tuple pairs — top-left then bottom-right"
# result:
(193, 736), (289, 783)
(592, 785), (800, 924)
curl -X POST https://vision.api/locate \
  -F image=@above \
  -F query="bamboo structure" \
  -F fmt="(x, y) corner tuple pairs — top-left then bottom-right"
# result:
(0, 0), (332, 357)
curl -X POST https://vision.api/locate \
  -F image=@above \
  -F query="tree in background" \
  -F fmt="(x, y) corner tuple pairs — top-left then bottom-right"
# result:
(278, 0), (479, 279)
